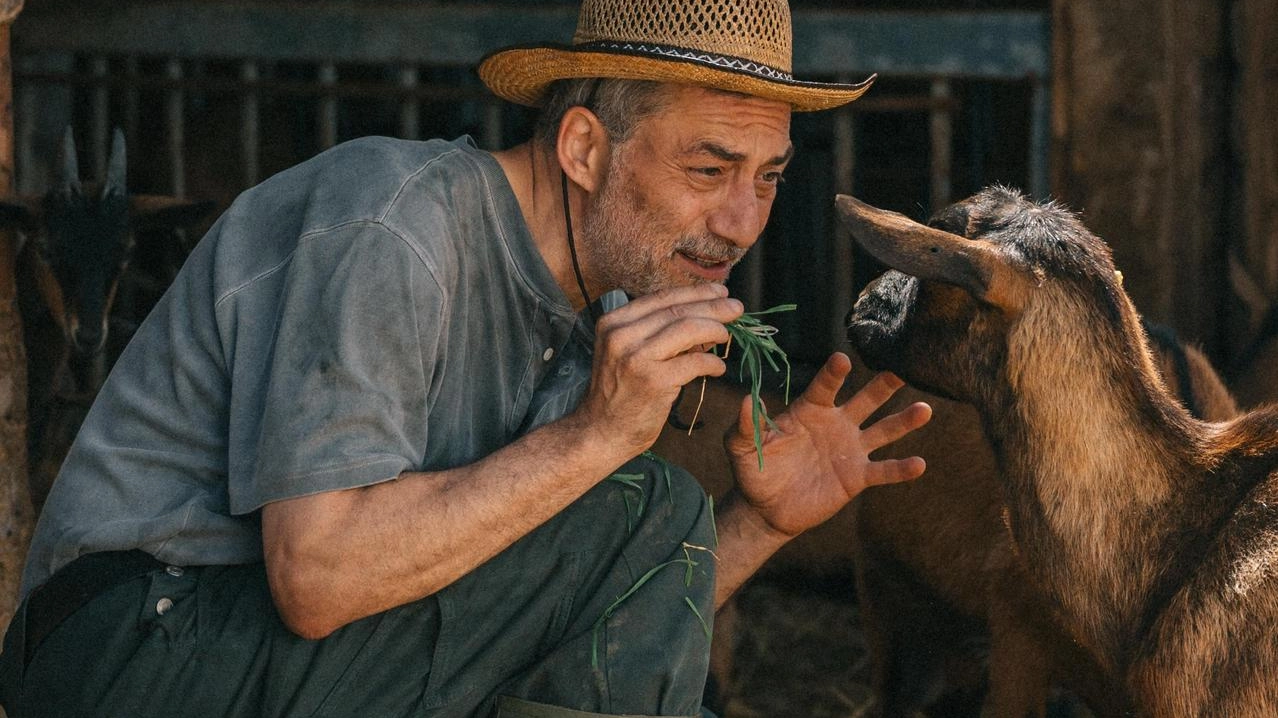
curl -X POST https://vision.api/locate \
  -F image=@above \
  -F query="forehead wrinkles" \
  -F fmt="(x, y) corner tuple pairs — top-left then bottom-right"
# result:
(682, 114), (791, 160)
(643, 87), (792, 157)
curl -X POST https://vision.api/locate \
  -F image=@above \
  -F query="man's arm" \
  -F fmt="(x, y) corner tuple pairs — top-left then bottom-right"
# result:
(264, 410), (627, 639)
(262, 284), (742, 639)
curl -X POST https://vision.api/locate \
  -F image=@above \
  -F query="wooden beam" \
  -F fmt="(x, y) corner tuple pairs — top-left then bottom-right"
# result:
(0, 0), (33, 633)
(13, 3), (1049, 80)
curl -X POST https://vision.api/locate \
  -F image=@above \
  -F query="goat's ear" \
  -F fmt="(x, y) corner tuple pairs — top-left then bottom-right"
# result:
(129, 195), (217, 231)
(0, 195), (44, 234)
(835, 194), (1023, 311)
(103, 128), (127, 199)
(57, 126), (83, 195)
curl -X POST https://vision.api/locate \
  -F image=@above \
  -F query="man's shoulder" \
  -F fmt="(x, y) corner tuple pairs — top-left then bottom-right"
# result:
(261, 135), (493, 204)
(226, 135), (500, 239)
(319, 135), (506, 222)
(322, 135), (484, 172)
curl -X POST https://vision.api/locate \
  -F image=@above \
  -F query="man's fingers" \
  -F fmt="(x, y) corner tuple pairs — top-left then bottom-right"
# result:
(619, 283), (730, 314)
(727, 393), (756, 450)
(860, 401), (933, 451)
(841, 370), (907, 422)
(604, 315), (726, 366)
(800, 353), (853, 408)
(665, 350), (730, 386)
(599, 296), (743, 361)
(605, 284), (738, 332)
(863, 456), (928, 487)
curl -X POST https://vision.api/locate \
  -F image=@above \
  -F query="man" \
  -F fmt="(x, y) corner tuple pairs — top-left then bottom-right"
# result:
(0, 0), (931, 716)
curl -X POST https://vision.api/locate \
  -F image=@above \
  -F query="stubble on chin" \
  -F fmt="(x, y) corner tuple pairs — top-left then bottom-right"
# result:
(580, 157), (742, 298)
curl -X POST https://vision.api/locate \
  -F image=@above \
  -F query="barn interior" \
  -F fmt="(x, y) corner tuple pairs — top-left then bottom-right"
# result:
(0, 1), (1274, 716)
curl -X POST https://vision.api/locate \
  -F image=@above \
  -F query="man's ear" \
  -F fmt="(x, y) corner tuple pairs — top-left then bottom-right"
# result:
(555, 106), (611, 193)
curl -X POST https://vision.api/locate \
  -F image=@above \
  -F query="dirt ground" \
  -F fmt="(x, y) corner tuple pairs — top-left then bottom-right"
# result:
(713, 578), (1100, 718)
(715, 579), (880, 718)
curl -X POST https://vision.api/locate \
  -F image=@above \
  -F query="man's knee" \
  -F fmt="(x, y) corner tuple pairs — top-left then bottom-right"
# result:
(616, 453), (716, 551)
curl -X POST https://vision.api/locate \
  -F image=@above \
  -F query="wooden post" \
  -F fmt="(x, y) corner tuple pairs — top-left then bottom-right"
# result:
(1050, 0), (1231, 355)
(0, 0), (33, 634)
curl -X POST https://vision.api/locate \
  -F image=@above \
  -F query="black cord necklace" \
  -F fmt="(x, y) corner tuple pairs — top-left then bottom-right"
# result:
(561, 171), (601, 323)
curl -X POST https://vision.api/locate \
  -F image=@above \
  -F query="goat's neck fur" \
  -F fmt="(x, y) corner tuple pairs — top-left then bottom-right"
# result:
(978, 283), (1208, 674)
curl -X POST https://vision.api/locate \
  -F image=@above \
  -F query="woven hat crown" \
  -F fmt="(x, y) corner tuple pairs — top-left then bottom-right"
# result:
(574, 0), (793, 74)
(477, 0), (874, 112)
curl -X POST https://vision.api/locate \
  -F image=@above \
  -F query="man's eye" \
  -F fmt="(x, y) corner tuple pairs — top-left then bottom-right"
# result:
(693, 166), (724, 177)
(761, 171), (786, 185)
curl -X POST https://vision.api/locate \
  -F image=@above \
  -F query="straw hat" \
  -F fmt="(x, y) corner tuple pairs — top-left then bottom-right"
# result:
(477, 0), (875, 113)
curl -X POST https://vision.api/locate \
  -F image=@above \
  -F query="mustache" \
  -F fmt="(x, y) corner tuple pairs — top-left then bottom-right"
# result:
(675, 235), (747, 264)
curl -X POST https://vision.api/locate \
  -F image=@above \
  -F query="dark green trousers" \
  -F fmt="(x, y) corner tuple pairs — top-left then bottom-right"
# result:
(0, 455), (717, 717)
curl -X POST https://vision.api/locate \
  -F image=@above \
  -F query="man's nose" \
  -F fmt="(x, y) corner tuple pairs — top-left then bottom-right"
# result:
(706, 178), (767, 249)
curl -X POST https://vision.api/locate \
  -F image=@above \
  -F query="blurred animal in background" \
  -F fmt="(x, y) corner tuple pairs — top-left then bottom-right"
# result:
(0, 127), (214, 513)
(841, 186), (1278, 718)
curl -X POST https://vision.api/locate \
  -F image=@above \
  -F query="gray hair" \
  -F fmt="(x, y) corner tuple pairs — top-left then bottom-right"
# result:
(534, 78), (673, 150)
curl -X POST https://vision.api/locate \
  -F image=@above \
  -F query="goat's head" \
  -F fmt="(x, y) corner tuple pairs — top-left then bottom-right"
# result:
(0, 127), (213, 362)
(841, 185), (1148, 408)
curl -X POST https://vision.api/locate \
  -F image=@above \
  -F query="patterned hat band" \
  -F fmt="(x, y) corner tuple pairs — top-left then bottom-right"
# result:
(576, 41), (797, 83)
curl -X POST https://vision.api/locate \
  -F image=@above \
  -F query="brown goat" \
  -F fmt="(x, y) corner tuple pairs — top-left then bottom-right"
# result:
(852, 328), (1238, 718)
(656, 323), (1236, 716)
(840, 186), (1278, 717)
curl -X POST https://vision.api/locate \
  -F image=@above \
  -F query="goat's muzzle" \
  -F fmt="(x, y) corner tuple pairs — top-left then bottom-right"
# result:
(71, 323), (106, 356)
(846, 271), (916, 371)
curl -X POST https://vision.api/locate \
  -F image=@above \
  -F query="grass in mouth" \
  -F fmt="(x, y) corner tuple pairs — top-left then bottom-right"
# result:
(688, 303), (796, 469)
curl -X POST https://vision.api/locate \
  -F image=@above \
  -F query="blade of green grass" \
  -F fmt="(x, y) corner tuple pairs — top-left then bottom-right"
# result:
(724, 303), (796, 469)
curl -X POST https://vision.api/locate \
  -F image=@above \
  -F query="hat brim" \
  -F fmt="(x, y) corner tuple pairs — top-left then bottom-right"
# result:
(478, 44), (875, 113)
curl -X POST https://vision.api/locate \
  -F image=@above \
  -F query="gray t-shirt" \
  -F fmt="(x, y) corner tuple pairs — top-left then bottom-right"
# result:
(22, 136), (593, 595)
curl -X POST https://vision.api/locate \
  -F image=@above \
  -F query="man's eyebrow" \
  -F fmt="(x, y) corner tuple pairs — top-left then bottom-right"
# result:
(769, 144), (796, 167)
(687, 141), (795, 166)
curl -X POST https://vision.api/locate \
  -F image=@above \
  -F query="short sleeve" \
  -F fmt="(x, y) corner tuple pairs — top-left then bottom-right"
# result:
(238, 221), (444, 510)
